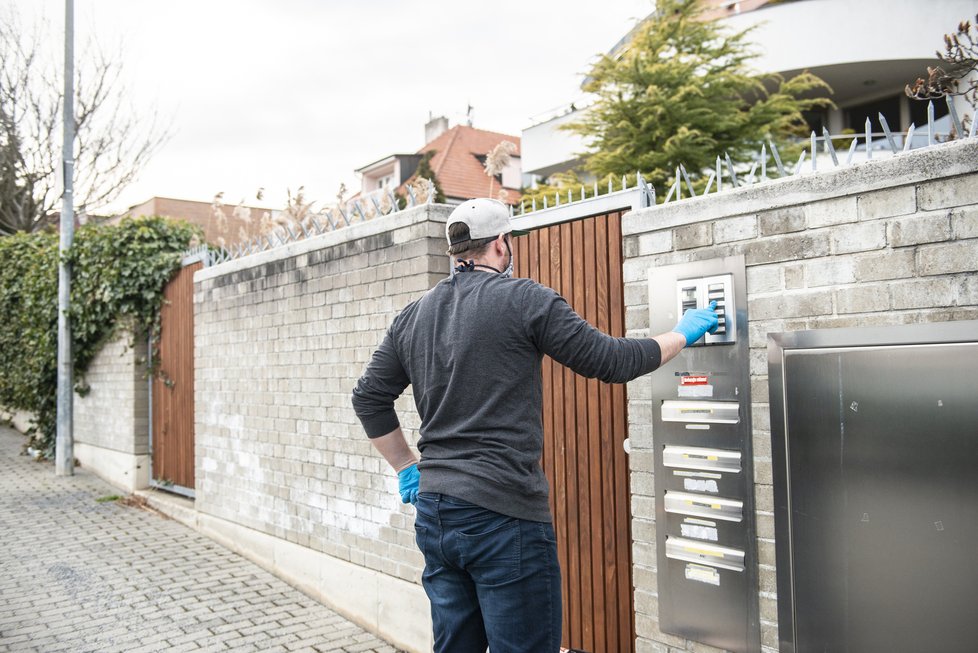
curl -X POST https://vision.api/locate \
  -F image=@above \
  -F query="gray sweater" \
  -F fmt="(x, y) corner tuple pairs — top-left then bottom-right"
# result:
(351, 270), (662, 522)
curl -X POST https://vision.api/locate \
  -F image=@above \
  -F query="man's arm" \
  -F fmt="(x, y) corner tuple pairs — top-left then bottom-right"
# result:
(369, 427), (417, 472)
(352, 331), (421, 505)
(523, 284), (718, 383)
(351, 329), (411, 439)
(652, 331), (686, 366)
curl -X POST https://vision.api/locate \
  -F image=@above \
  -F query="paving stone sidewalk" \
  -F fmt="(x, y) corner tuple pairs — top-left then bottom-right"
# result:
(0, 425), (404, 653)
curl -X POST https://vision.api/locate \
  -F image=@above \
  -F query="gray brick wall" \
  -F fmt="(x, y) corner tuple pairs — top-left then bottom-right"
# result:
(193, 205), (451, 585)
(621, 139), (978, 653)
(74, 329), (149, 455)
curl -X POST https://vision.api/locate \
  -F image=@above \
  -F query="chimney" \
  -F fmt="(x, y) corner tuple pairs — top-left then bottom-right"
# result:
(425, 115), (450, 144)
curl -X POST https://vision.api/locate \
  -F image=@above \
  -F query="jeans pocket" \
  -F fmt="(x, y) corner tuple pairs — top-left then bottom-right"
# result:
(415, 524), (427, 552)
(457, 518), (522, 586)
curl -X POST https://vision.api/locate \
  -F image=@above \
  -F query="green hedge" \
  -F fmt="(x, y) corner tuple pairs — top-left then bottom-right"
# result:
(0, 217), (201, 453)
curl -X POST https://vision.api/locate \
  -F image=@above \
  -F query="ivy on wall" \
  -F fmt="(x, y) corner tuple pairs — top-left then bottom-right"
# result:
(0, 217), (201, 453)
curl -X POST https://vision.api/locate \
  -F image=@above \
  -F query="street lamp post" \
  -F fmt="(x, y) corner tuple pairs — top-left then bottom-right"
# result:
(56, 0), (74, 476)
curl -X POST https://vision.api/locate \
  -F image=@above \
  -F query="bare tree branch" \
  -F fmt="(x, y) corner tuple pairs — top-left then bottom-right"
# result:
(0, 8), (169, 235)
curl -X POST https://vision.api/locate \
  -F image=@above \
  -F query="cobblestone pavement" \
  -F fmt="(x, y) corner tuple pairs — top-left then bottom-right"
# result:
(0, 426), (403, 653)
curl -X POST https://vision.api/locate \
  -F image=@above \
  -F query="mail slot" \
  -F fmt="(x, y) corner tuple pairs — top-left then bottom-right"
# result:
(665, 491), (743, 522)
(663, 446), (742, 473)
(666, 536), (746, 572)
(662, 400), (739, 424)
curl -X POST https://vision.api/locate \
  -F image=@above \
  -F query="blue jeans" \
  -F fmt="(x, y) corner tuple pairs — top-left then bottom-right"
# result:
(414, 493), (562, 653)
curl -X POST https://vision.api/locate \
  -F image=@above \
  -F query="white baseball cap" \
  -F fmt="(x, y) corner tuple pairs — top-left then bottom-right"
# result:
(446, 198), (528, 247)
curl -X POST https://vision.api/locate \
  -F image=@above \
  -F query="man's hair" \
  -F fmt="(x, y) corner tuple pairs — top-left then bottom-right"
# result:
(446, 221), (498, 257)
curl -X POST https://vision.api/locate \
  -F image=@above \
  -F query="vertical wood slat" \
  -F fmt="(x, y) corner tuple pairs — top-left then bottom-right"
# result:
(152, 261), (199, 490)
(514, 211), (633, 653)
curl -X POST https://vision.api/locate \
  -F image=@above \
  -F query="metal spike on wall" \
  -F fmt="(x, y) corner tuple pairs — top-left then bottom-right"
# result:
(703, 170), (716, 195)
(768, 140), (785, 177)
(680, 164), (696, 197)
(846, 136), (859, 165)
(865, 118), (873, 161)
(664, 175), (679, 204)
(760, 143), (767, 178)
(903, 123), (916, 152)
(946, 96), (964, 139)
(353, 201), (367, 222)
(811, 132), (818, 172)
(878, 113), (899, 154)
(716, 156), (722, 192)
(823, 127), (839, 166)
(725, 153), (738, 187)
(406, 185), (417, 207)
(793, 150), (807, 175)
(745, 161), (758, 186)
(927, 100), (935, 147)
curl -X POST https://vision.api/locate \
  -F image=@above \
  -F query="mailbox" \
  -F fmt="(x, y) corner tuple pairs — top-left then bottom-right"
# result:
(648, 255), (759, 653)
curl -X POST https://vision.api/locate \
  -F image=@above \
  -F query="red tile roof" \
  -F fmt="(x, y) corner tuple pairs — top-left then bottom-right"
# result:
(411, 125), (522, 205)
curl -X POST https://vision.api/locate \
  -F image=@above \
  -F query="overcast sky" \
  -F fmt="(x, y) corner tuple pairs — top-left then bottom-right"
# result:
(13, 0), (654, 214)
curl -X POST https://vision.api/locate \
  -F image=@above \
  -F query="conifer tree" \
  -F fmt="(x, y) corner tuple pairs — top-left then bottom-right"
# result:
(568, 0), (832, 192)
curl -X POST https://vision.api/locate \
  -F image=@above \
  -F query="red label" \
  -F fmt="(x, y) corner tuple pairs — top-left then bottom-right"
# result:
(680, 375), (709, 386)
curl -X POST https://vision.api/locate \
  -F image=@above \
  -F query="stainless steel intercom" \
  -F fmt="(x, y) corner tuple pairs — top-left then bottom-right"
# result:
(676, 273), (736, 345)
(649, 255), (759, 653)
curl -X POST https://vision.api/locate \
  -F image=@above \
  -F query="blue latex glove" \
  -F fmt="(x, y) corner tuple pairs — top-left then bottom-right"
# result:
(397, 464), (420, 505)
(672, 300), (720, 346)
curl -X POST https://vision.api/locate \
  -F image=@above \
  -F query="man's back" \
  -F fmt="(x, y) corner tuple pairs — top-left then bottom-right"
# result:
(354, 268), (661, 522)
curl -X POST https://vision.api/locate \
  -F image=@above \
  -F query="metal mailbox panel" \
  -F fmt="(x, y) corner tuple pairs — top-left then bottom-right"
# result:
(650, 255), (758, 653)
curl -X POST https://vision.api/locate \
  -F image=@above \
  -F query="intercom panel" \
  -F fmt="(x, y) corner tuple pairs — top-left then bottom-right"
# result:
(648, 255), (758, 653)
(676, 273), (737, 344)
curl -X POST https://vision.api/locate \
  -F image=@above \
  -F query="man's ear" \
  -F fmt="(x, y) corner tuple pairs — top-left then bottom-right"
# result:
(495, 234), (507, 254)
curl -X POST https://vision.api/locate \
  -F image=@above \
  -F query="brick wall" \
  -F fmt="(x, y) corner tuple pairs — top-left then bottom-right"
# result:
(73, 330), (150, 491)
(621, 138), (978, 653)
(193, 204), (451, 588)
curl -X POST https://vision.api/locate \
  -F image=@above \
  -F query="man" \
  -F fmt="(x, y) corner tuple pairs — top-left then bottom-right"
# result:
(351, 198), (718, 653)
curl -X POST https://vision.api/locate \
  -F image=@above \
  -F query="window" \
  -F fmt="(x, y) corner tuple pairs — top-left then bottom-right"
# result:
(908, 97), (949, 127)
(844, 95), (901, 132)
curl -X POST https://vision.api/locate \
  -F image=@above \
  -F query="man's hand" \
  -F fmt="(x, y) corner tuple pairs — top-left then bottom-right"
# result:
(398, 464), (420, 505)
(672, 300), (720, 346)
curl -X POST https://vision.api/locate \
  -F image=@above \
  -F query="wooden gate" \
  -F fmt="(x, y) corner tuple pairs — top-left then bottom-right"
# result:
(151, 259), (200, 496)
(513, 208), (634, 653)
